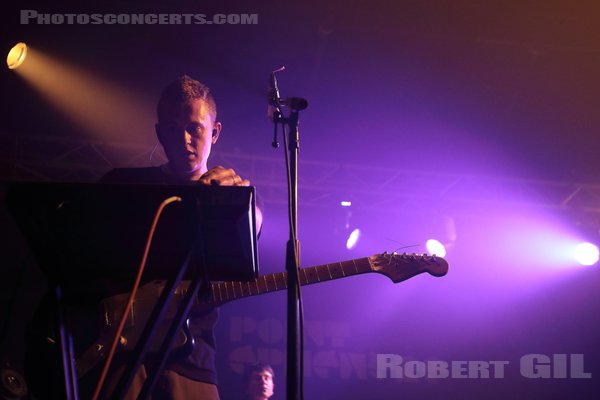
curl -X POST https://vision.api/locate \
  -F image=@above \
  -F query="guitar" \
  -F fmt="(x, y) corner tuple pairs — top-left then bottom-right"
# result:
(76, 252), (448, 377)
(208, 251), (448, 305)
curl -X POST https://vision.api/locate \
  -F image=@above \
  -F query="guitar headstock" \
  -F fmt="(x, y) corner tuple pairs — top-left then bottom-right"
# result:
(369, 252), (449, 283)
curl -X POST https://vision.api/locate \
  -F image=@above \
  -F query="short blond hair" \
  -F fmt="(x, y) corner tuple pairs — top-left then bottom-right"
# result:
(157, 75), (217, 122)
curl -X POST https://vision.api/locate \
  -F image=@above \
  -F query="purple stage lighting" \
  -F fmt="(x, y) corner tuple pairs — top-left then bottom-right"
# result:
(574, 242), (599, 266)
(426, 238), (446, 257)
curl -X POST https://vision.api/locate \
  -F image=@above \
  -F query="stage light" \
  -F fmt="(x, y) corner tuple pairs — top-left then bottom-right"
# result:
(346, 228), (361, 250)
(420, 215), (456, 257)
(6, 42), (27, 70)
(340, 201), (352, 207)
(426, 238), (446, 257)
(574, 242), (599, 266)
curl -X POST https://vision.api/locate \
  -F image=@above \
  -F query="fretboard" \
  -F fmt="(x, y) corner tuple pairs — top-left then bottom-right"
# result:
(208, 257), (373, 306)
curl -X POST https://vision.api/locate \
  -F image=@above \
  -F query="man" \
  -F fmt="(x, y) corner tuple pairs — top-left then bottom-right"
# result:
(243, 363), (275, 400)
(23, 75), (256, 400)
(102, 74), (258, 190)
(96, 75), (261, 399)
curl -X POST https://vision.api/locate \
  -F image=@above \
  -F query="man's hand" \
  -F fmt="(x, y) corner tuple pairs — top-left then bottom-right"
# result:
(199, 166), (250, 186)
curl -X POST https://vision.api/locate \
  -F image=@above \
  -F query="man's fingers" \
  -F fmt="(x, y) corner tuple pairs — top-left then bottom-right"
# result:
(209, 177), (249, 186)
(199, 167), (250, 186)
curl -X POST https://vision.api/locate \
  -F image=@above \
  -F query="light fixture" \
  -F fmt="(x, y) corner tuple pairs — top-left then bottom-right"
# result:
(346, 228), (361, 250)
(574, 242), (599, 266)
(425, 238), (447, 258)
(7, 42), (28, 70)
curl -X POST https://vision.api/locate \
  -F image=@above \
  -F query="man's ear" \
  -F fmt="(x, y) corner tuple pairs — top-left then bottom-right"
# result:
(211, 122), (222, 144)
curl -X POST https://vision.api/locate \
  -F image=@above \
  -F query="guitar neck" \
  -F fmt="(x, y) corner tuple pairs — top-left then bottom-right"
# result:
(209, 257), (373, 306)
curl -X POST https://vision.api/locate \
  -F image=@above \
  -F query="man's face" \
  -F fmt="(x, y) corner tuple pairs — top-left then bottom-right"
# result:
(247, 370), (274, 399)
(156, 98), (220, 180)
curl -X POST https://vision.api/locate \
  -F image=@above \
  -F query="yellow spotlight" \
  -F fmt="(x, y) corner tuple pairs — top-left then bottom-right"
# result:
(7, 42), (28, 70)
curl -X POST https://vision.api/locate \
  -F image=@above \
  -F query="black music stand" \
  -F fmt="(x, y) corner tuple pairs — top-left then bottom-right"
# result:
(5, 181), (259, 400)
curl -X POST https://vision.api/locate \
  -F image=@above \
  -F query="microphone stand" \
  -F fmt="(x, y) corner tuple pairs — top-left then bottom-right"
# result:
(270, 73), (307, 400)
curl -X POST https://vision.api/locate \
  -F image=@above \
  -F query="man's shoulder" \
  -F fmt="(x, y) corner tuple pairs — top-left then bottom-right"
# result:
(100, 166), (166, 184)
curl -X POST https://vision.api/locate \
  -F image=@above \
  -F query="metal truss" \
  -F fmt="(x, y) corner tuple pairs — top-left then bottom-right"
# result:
(1, 132), (599, 217)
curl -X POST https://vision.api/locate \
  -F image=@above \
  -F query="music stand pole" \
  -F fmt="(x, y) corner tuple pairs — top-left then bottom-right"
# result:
(136, 235), (210, 399)
(55, 285), (80, 400)
(111, 241), (197, 399)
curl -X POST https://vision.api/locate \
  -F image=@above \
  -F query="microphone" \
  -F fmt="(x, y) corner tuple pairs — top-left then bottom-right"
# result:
(268, 67), (309, 148)
(267, 67), (309, 117)
(267, 67), (284, 121)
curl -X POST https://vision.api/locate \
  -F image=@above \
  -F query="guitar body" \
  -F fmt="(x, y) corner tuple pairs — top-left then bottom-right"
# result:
(76, 280), (197, 377)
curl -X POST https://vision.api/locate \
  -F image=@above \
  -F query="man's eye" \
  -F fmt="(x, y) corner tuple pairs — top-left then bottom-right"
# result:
(187, 125), (204, 137)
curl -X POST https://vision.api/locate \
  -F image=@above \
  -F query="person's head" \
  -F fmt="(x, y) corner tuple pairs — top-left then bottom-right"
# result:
(244, 362), (274, 400)
(155, 75), (222, 180)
